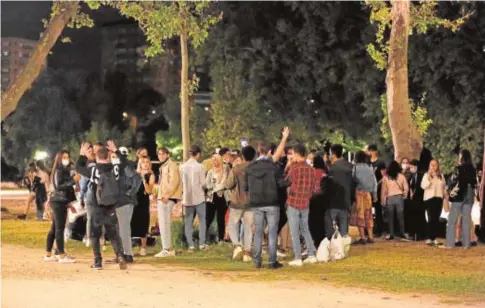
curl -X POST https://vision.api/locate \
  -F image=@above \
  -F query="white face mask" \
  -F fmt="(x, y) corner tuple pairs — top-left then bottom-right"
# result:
(112, 158), (121, 165)
(402, 164), (409, 171)
(306, 159), (313, 166)
(61, 159), (70, 167)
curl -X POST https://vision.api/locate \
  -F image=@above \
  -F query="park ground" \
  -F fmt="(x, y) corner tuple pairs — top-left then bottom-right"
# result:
(1, 191), (485, 308)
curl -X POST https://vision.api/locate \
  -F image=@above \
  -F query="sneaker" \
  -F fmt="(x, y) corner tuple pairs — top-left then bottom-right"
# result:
(289, 259), (303, 267)
(243, 255), (252, 263)
(43, 255), (57, 262)
(154, 250), (175, 258)
(366, 238), (375, 244)
(254, 262), (263, 269)
(58, 256), (75, 264)
(232, 246), (243, 260)
(303, 256), (318, 264)
(17, 214), (27, 220)
(85, 238), (91, 248)
(302, 250), (308, 257)
(139, 248), (147, 256)
(426, 239), (433, 246)
(125, 255), (134, 264)
(188, 246), (195, 252)
(91, 262), (102, 270)
(267, 261), (283, 270)
(199, 245), (208, 250)
(455, 241), (463, 247)
(119, 259), (128, 270)
(352, 238), (366, 245)
(385, 235), (394, 241)
(433, 240), (440, 246)
(277, 250), (287, 258)
(471, 241), (478, 247)
(400, 234), (411, 242)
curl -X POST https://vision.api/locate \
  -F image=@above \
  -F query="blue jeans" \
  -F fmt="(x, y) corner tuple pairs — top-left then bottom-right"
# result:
(325, 208), (348, 239)
(184, 202), (207, 247)
(157, 200), (175, 250)
(252, 206), (280, 265)
(287, 206), (316, 259)
(446, 202), (473, 247)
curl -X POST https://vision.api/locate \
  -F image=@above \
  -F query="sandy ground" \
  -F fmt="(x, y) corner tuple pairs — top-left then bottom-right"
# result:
(1, 244), (478, 308)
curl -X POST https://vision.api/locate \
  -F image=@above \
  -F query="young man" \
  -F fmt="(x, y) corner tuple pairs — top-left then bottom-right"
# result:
(285, 144), (317, 266)
(225, 146), (256, 262)
(180, 145), (207, 250)
(155, 147), (182, 257)
(77, 141), (127, 270)
(244, 143), (284, 270)
(367, 144), (386, 237)
(325, 144), (353, 239)
(219, 147), (233, 169)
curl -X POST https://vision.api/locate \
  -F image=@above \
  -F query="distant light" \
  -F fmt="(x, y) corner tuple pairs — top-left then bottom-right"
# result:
(310, 99), (315, 103)
(204, 107), (209, 111)
(152, 110), (156, 114)
(314, 110), (319, 114)
(34, 151), (49, 160)
(268, 109), (272, 113)
(122, 112), (128, 119)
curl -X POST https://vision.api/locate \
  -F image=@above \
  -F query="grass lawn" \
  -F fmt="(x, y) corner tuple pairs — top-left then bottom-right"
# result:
(2, 205), (485, 303)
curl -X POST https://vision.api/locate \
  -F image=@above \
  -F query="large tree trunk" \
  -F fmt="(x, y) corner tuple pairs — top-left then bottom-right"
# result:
(1, 2), (79, 121)
(481, 125), (484, 206)
(180, 29), (190, 162)
(386, 0), (422, 161)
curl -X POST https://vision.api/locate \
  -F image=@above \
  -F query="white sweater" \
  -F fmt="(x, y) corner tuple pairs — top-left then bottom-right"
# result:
(421, 172), (446, 201)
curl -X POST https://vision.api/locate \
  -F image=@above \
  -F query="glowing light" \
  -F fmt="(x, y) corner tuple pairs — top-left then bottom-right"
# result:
(34, 151), (49, 160)
(122, 112), (128, 119)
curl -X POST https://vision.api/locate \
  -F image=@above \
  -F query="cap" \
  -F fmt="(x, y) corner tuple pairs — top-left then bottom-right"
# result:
(119, 147), (129, 156)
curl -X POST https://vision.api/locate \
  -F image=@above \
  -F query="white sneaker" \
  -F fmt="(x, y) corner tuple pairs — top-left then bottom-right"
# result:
(58, 256), (76, 264)
(43, 255), (57, 262)
(232, 246), (243, 260)
(188, 246), (195, 251)
(243, 255), (253, 262)
(433, 240), (440, 246)
(154, 250), (175, 258)
(85, 238), (91, 248)
(302, 250), (308, 257)
(199, 245), (208, 250)
(304, 256), (318, 264)
(139, 248), (147, 256)
(289, 259), (303, 267)
(426, 239), (433, 246)
(277, 250), (287, 258)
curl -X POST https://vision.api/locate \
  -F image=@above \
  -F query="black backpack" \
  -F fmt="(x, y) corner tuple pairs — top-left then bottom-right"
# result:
(96, 168), (120, 206)
(122, 165), (143, 205)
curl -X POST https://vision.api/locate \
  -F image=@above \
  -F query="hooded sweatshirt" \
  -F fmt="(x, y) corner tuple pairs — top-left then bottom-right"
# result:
(243, 159), (283, 207)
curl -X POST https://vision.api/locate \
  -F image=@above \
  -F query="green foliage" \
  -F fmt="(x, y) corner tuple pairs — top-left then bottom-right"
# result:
(155, 130), (183, 162)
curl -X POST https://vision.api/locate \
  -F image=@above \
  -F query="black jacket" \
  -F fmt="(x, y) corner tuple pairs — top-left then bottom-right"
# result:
(327, 159), (353, 210)
(243, 159), (283, 208)
(51, 167), (76, 204)
(448, 165), (477, 203)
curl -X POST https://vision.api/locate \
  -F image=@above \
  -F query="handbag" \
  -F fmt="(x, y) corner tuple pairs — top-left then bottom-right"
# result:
(49, 170), (69, 203)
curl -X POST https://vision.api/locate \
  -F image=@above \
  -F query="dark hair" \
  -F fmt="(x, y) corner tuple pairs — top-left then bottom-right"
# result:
(269, 143), (277, 156)
(35, 160), (49, 174)
(293, 143), (307, 157)
(50, 150), (70, 185)
(190, 145), (202, 156)
(137, 147), (148, 156)
(242, 146), (256, 162)
(97, 147), (109, 160)
(313, 155), (326, 171)
(460, 149), (473, 166)
(219, 147), (230, 156)
(94, 142), (104, 148)
(258, 142), (268, 155)
(354, 151), (367, 164)
(157, 147), (170, 155)
(367, 144), (378, 152)
(411, 159), (419, 166)
(284, 146), (292, 155)
(418, 147), (433, 173)
(386, 160), (402, 180)
(330, 144), (343, 159)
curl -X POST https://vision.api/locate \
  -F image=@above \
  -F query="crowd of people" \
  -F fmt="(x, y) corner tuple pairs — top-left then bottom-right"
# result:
(23, 127), (484, 270)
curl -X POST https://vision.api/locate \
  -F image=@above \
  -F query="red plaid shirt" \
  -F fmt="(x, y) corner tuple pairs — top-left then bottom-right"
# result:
(286, 162), (317, 210)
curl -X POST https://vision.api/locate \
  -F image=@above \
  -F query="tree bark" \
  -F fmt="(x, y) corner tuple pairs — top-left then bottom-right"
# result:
(1, 2), (79, 121)
(386, 0), (422, 161)
(180, 28), (190, 162)
(481, 125), (484, 206)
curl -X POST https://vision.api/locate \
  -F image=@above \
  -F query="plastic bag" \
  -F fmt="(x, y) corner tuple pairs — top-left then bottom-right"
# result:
(329, 227), (345, 261)
(472, 201), (481, 226)
(316, 238), (330, 263)
(342, 235), (352, 258)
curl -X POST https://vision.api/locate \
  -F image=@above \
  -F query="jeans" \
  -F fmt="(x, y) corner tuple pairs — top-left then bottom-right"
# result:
(46, 201), (68, 254)
(184, 202), (207, 247)
(325, 208), (348, 239)
(446, 194), (474, 248)
(386, 195), (405, 237)
(157, 200), (174, 250)
(424, 197), (442, 241)
(253, 206), (280, 265)
(206, 194), (228, 241)
(91, 206), (124, 262)
(86, 200), (94, 238)
(287, 206), (316, 259)
(116, 204), (134, 256)
(228, 208), (254, 252)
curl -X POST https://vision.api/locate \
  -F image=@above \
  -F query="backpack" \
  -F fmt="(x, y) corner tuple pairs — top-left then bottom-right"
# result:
(96, 168), (120, 206)
(123, 165), (143, 205)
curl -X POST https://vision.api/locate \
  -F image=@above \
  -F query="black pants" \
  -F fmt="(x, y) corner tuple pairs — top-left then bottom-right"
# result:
(309, 194), (326, 245)
(407, 198), (427, 240)
(46, 201), (68, 254)
(91, 206), (124, 262)
(373, 202), (385, 236)
(479, 205), (485, 242)
(424, 197), (443, 241)
(277, 190), (288, 234)
(206, 194), (228, 241)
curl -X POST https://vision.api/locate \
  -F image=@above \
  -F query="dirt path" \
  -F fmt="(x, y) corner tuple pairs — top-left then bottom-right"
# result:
(1, 244), (476, 308)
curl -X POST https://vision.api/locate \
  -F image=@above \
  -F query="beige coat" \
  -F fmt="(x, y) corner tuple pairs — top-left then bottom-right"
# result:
(157, 158), (182, 201)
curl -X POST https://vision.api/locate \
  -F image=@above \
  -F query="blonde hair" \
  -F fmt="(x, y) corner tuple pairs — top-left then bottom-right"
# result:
(212, 154), (223, 168)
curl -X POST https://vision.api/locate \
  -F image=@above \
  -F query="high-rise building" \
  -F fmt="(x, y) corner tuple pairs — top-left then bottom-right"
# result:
(1, 37), (38, 90)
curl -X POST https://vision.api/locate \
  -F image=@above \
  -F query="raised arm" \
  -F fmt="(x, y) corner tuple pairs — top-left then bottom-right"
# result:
(271, 127), (290, 163)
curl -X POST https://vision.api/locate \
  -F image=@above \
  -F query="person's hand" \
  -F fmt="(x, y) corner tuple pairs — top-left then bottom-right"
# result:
(107, 140), (117, 153)
(69, 205), (77, 214)
(282, 126), (290, 139)
(80, 142), (91, 156)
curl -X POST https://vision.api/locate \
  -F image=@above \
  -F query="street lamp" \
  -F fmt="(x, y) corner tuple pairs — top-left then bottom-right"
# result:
(122, 112), (128, 119)
(34, 151), (49, 160)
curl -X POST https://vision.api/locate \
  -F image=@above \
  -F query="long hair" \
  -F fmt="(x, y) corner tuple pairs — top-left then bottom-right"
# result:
(429, 159), (444, 179)
(313, 155), (327, 172)
(460, 149), (473, 166)
(36, 160), (50, 175)
(50, 150), (69, 186)
(386, 161), (402, 180)
(418, 147), (433, 173)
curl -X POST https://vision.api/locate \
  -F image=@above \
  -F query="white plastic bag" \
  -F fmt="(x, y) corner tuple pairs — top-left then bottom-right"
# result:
(472, 201), (481, 226)
(316, 238), (330, 263)
(342, 235), (352, 258)
(329, 229), (345, 261)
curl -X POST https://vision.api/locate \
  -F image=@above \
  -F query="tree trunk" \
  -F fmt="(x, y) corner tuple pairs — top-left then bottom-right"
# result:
(481, 125), (485, 207)
(386, 0), (422, 161)
(180, 29), (190, 162)
(1, 2), (79, 121)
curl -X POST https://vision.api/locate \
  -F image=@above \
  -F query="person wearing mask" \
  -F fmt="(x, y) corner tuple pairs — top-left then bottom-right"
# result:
(421, 159), (446, 246)
(325, 144), (353, 239)
(285, 144), (317, 266)
(244, 143), (284, 270)
(367, 144), (387, 237)
(225, 146), (256, 261)
(205, 154), (229, 243)
(401, 158), (411, 177)
(306, 151), (315, 167)
(443, 150), (477, 248)
(381, 161), (410, 240)
(180, 145), (208, 251)
(155, 147), (182, 257)
(309, 155), (327, 246)
(351, 151), (378, 244)
(43, 151), (76, 264)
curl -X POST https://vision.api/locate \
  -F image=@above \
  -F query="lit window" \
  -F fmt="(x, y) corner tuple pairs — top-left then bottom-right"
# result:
(2, 51), (9, 56)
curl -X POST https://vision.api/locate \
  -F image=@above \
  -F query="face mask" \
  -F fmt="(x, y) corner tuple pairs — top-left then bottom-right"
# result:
(61, 159), (70, 167)
(402, 164), (408, 171)
(112, 158), (120, 165)
(306, 159), (313, 166)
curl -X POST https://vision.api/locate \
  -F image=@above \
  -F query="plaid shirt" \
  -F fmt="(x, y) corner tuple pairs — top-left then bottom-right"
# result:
(286, 162), (317, 210)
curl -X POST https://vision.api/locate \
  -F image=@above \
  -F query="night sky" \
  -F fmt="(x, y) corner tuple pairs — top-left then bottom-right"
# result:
(1, 1), (125, 74)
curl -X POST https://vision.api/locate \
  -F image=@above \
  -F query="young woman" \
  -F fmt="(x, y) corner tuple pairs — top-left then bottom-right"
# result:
(205, 154), (229, 243)
(34, 160), (50, 221)
(131, 156), (155, 256)
(381, 161), (409, 240)
(43, 151), (76, 263)
(308, 155), (328, 246)
(351, 151), (378, 244)
(18, 162), (38, 220)
(421, 159), (447, 246)
(443, 150), (477, 248)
